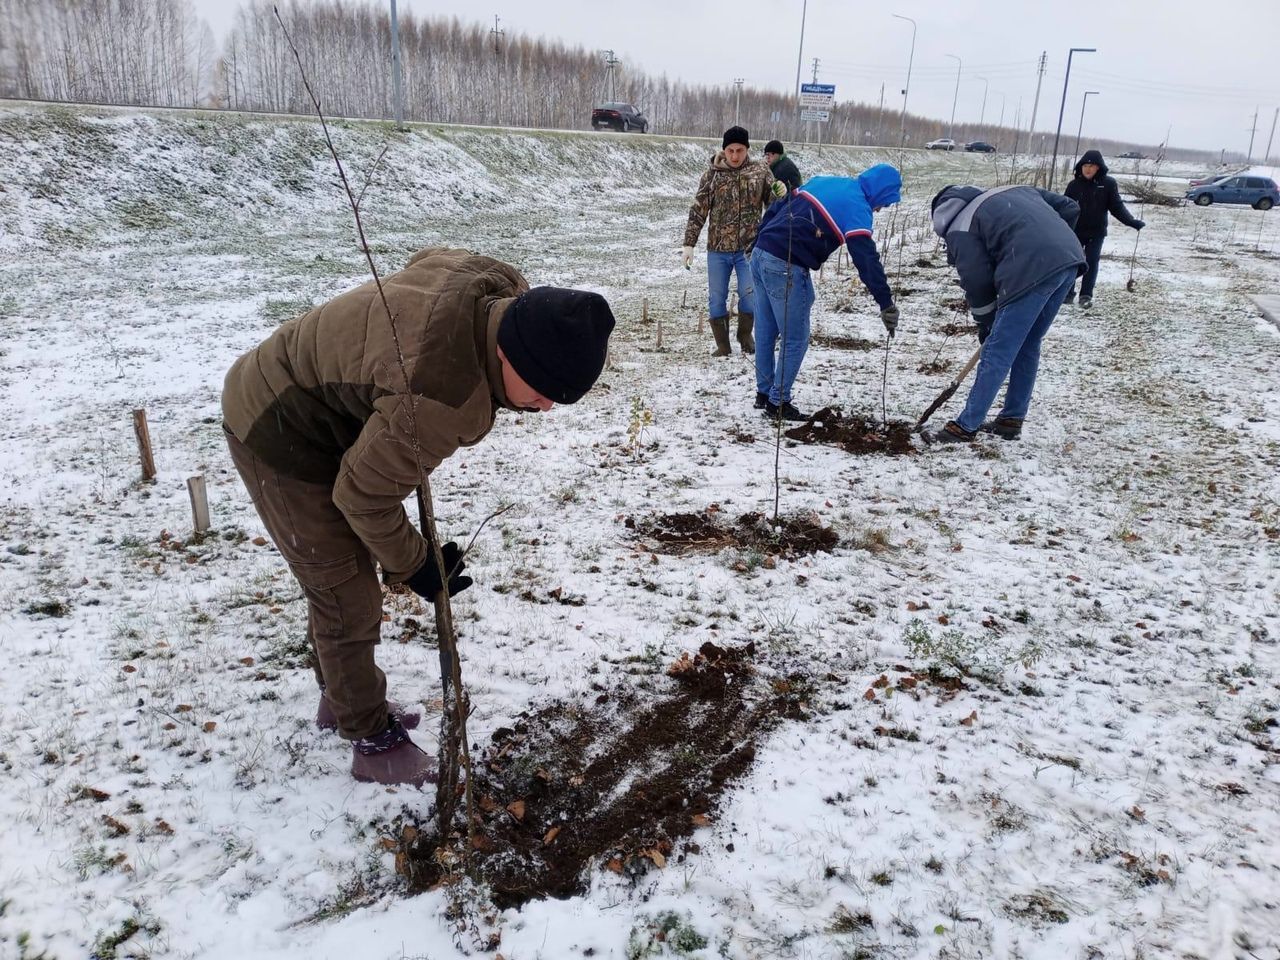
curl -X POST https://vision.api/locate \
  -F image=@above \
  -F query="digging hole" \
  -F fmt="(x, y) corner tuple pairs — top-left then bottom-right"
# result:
(784, 406), (916, 456)
(936, 322), (978, 337)
(628, 510), (838, 557)
(393, 642), (806, 907)
(812, 333), (877, 351)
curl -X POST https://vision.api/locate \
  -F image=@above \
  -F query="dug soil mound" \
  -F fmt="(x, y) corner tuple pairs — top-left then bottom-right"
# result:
(627, 510), (838, 557)
(812, 333), (877, 351)
(394, 642), (808, 907)
(785, 406), (916, 456)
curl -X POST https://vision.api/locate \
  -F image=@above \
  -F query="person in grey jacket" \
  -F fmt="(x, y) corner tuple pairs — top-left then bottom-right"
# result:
(925, 184), (1085, 443)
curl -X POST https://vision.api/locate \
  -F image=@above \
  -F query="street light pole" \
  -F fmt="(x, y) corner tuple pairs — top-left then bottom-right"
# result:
(794, 0), (808, 127)
(1073, 90), (1099, 156)
(734, 78), (744, 125)
(1048, 46), (1096, 190)
(892, 13), (916, 149)
(945, 54), (961, 142)
(976, 75), (989, 130)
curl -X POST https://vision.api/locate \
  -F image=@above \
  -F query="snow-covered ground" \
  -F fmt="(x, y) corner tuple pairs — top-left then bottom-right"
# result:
(1, 107), (1278, 960)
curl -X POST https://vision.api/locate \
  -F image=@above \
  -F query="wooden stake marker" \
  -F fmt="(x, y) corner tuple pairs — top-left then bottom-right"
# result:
(187, 475), (210, 534)
(132, 408), (156, 482)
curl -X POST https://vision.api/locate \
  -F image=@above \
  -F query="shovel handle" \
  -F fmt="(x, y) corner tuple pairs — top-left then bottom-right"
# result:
(915, 343), (983, 430)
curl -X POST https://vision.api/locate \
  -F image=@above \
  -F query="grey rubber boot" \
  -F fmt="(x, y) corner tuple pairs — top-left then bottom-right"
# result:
(736, 313), (756, 354)
(315, 692), (420, 732)
(350, 718), (437, 788)
(709, 316), (732, 357)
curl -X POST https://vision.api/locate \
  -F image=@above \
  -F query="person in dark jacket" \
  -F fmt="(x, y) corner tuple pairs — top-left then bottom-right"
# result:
(763, 140), (803, 192)
(925, 184), (1085, 443)
(1063, 149), (1144, 308)
(750, 164), (902, 420)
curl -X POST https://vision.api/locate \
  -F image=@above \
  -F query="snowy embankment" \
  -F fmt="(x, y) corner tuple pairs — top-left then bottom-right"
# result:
(0, 107), (1278, 960)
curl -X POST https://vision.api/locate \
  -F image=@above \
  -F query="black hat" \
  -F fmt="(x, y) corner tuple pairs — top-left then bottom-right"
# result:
(722, 126), (750, 149)
(764, 139), (784, 155)
(497, 287), (615, 405)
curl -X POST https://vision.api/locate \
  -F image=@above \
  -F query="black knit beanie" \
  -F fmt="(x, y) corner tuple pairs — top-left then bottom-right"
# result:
(764, 139), (784, 155)
(497, 287), (615, 404)
(722, 125), (750, 149)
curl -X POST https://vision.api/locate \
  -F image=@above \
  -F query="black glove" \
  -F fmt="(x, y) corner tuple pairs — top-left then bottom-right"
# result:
(1133, 219), (1146, 230)
(880, 304), (900, 337)
(405, 541), (473, 599)
(975, 317), (992, 344)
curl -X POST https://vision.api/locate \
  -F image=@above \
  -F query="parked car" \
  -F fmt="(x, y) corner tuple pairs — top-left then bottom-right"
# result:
(1185, 175), (1278, 210)
(1188, 172), (1231, 187)
(964, 140), (996, 153)
(591, 102), (648, 133)
(1117, 151), (1147, 159)
(926, 138), (957, 151)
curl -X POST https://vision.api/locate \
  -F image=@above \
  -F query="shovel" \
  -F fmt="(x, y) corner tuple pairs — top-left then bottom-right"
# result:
(914, 344), (983, 431)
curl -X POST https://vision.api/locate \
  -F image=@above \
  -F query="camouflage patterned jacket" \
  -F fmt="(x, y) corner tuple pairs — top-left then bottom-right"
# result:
(682, 153), (777, 253)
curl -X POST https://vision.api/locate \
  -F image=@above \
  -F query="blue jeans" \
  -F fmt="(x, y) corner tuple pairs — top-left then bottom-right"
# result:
(1072, 234), (1104, 299)
(707, 251), (753, 318)
(750, 248), (815, 405)
(956, 267), (1075, 432)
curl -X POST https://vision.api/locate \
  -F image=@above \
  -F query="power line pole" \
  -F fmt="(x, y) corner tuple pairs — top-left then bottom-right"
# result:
(811, 58), (821, 150)
(734, 78), (744, 125)
(1247, 106), (1259, 163)
(1048, 46), (1096, 191)
(976, 75), (988, 130)
(812, 57), (820, 83)
(875, 82), (885, 145)
(1265, 107), (1279, 164)
(603, 49), (619, 103)
(389, 0), (404, 128)
(1026, 52), (1046, 155)
(490, 15), (504, 54)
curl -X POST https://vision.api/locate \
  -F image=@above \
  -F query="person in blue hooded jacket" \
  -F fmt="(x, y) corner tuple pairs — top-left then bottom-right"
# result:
(925, 183), (1084, 443)
(749, 163), (903, 421)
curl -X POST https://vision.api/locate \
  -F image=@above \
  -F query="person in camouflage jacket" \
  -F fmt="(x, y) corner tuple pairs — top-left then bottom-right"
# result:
(680, 126), (782, 357)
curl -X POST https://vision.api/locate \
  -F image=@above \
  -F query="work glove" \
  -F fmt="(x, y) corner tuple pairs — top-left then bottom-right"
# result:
(975, 317), (992, 344)
(679, 245), (694, 270)
(1133, 219), (1146, 230)
(880, 304), (900, 337)
(770, 180), (787, 199)
(404, 541), (472, 599)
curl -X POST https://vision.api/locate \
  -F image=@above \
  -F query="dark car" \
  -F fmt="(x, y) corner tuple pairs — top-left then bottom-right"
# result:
(591, 102), (648, 133)
(964, 140), (996, 153)
(1186, 175), (1279, 210)
(1117, 151), (1147, 159)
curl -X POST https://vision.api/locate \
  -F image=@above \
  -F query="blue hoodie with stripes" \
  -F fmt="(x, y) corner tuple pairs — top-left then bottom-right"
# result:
(753, 164), (901, 309)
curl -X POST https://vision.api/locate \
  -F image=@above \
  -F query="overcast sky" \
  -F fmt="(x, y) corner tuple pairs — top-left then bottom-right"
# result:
(193, 0), (1280, 156)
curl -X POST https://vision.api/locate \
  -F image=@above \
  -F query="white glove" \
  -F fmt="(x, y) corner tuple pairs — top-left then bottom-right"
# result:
(679, 246), (694, 270)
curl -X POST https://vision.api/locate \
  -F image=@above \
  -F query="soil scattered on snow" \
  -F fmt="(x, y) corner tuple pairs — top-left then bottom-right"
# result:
(811, 333), (877, 351)
(784, 406), (916, 456)
(628, 510), (839, 557)
(394, 642), (805, 907)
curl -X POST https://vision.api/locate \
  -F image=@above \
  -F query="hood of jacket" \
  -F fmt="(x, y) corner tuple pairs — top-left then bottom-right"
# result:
(858, 163), (903, 209)
(930, 184), (982, 236)
(1073, 149), (1109, 178)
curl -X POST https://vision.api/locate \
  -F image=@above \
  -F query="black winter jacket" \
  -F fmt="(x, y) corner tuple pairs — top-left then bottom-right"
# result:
(1063, 150), (1141, 239)
(769, 154), (803, 191)
(933, 184), (1084, 321)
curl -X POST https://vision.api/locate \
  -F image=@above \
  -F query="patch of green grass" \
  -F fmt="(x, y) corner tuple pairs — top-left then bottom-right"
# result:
(90, 914), (161, 959)
(260, 296), (314, 324)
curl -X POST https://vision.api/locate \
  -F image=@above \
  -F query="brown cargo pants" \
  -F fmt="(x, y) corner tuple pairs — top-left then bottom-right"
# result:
(225, 428), (389, 740)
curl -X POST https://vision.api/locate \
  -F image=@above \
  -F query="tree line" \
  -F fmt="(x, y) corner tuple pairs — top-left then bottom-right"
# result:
(0, 0), (1223, 164)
